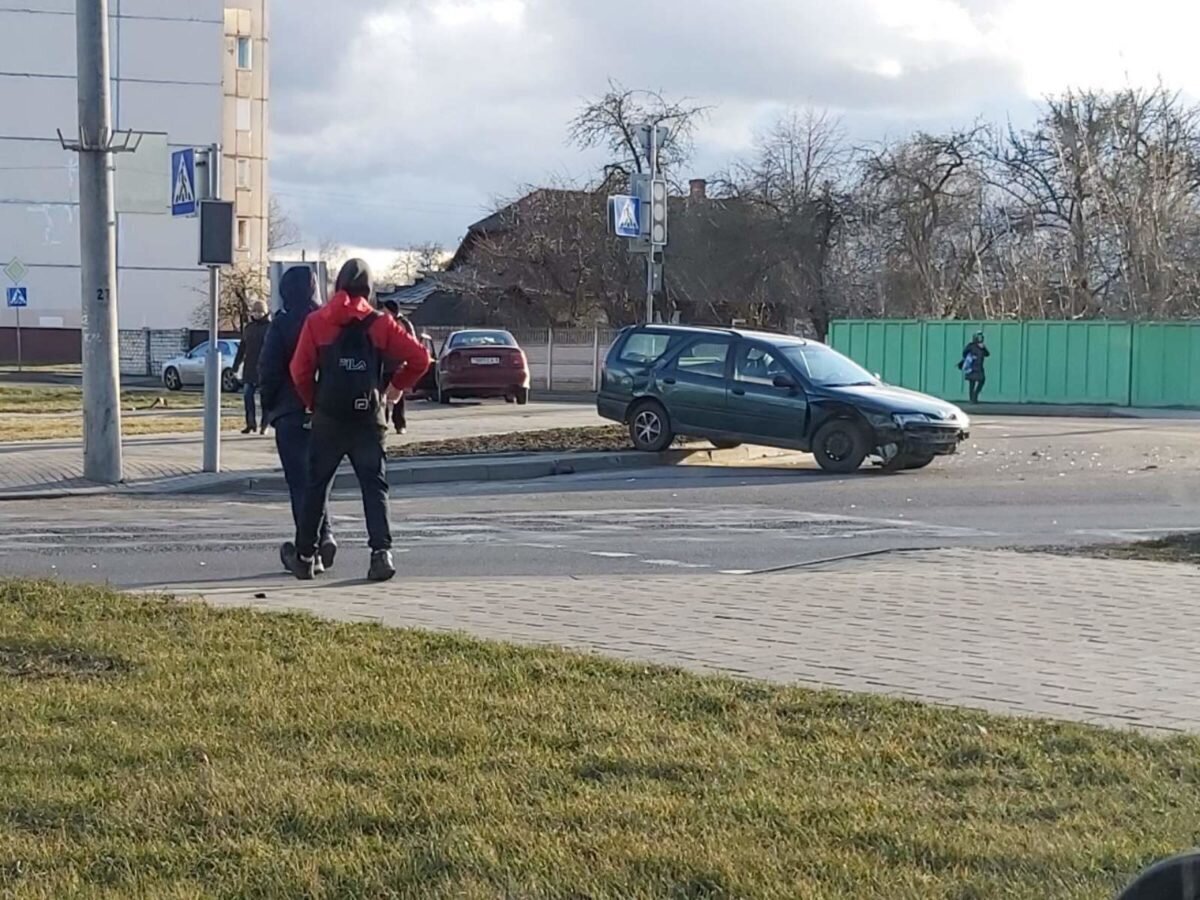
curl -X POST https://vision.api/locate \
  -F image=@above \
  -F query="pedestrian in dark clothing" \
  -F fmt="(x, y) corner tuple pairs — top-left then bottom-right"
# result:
(258, 267), (336, 573)
(381, 299), (415, 434)
(957, 331), (990, 404)
(283, 259), (430, 582)
(233, 300), (270, 433)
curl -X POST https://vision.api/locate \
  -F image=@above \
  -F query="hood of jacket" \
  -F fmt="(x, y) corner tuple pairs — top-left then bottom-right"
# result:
(324, 290), (377, 326)
(279, 266), (318, 315)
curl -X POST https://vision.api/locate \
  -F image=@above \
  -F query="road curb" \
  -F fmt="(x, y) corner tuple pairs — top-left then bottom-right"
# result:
(241, 444), (806, 494)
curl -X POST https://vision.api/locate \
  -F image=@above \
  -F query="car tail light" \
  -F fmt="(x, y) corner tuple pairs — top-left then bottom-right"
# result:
(506, 349), (525, 368)
(441, 349), (463, 371)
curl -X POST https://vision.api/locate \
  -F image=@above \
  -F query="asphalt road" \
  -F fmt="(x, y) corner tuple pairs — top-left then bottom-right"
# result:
(1, 415), (1197, 589)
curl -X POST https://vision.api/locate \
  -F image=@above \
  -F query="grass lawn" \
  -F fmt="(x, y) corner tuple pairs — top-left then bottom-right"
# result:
(3, 582), (1198, 899)
(0, 416), (243, 443)
(0, 385), (239, 415)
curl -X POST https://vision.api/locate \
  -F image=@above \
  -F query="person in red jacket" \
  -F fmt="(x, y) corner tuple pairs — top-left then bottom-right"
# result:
(282, 258), (430, 582)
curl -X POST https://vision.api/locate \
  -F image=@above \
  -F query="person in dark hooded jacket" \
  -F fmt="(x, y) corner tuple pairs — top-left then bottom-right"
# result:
(258, 266), (335, 572)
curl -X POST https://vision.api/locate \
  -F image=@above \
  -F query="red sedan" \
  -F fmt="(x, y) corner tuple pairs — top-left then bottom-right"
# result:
(436, 329), (530, 405)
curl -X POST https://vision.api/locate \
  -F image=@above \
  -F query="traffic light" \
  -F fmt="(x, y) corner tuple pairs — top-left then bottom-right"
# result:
(650, 178), (668, 246)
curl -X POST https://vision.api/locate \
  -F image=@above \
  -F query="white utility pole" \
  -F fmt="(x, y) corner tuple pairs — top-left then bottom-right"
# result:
(74, 0), (123, 484)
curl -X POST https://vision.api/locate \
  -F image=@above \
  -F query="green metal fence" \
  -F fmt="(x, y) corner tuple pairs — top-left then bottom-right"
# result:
(828, 320), (1200, 408)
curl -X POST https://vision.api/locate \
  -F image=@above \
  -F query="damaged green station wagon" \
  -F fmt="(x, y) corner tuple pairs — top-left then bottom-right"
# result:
(598, 325), (970, 473)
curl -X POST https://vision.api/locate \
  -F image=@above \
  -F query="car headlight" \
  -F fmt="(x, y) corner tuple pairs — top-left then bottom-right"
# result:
(892, 413), (931, 426)
(865, 411), (897, 429)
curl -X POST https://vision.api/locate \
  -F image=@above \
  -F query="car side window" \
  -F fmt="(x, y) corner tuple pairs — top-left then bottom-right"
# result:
(673, 339), (730, 380)
(618, 332), (674, 366)
(735, 344), (787, 386)
(190, 342), (208, 359)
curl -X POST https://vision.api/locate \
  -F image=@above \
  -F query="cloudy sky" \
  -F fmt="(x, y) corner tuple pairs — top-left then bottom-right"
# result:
(270, 0), (1200, 270)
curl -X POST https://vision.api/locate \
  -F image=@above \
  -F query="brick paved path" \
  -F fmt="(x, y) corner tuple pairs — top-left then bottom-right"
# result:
(182, 549), (1200, 733)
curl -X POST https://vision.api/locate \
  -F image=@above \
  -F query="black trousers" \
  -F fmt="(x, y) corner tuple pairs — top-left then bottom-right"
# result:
(274, 412), (331, 547)
(968, 376), (986, 403)
(391, 393), (406, 432)
(296, 420), (392, 558)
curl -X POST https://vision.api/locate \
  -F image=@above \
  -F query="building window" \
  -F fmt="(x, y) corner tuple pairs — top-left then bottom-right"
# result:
(236, 218), (250, 250)
(236, 36), (252, 70)
(236, 98), (251, 133)
(236, 158), (251, 189)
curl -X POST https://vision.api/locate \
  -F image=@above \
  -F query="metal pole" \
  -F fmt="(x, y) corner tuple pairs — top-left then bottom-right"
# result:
(14, 307), (21, 372)
(545, 327), (554, 390)
(591, 326), (600, 392)
(75, 0), (123, 484)
(646, 125), (658, 325)
(202, 144), (222, 473)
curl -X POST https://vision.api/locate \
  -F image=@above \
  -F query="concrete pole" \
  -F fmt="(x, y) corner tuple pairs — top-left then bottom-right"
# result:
(545, 327), (554, 390)
(75, 0), (123, 484)
(203, 146), (222, 473)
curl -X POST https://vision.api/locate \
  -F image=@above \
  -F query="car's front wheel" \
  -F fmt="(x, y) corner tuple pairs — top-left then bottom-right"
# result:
(710, 440), (742, 450)
(629, 401), (673, 452)
(812, 419), (869, 473)
(903, 453), (936, 470)
(163, 367), (182, 391)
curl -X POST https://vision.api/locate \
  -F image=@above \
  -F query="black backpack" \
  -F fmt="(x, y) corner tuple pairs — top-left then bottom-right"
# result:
(314, 313), (384, 423)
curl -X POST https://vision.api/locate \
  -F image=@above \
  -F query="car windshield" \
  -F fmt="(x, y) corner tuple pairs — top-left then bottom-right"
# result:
(779, 343), (877, 387)
(449, 331), (516, 348)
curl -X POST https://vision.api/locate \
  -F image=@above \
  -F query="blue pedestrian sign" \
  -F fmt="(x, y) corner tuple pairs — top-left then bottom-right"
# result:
(6, 287), (28, 308)
(171, 148), (197, 217)
(608, 195), (641, 239)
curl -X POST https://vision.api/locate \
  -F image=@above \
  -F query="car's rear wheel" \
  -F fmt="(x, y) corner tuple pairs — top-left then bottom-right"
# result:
(629, 401), (673, 452)
(813, 419), (869, 473)
(163, 367), (182, 391)
(438, 386), (452, 404)
(221, 368), (238, 393)
(515, 387), (529, 405)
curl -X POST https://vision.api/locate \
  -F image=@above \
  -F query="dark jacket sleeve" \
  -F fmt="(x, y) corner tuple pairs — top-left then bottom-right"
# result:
(233, 337), (246, 372)
(257, 317), (286, 413)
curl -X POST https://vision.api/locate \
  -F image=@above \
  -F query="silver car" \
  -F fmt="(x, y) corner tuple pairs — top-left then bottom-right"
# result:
(161, 339), (241, 392)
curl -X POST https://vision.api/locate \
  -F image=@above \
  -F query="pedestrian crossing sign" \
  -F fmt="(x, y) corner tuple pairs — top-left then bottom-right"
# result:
(171, 148), (197, 217)
(608, 194), (642, 239)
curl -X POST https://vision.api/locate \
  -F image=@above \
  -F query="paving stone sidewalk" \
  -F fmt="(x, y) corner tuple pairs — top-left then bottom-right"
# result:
(178, 549), (1200, 734)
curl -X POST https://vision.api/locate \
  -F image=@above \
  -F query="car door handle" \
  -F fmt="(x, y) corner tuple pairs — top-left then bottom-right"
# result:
(731, 388), (746, 396)
(662, 377), (676, 385)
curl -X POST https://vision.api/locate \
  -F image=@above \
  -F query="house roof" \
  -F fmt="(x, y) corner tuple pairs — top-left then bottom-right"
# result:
(376, 279), (443, 308)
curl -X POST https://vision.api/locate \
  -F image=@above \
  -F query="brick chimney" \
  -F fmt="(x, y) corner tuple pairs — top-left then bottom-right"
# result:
(688, 178), (707, 201)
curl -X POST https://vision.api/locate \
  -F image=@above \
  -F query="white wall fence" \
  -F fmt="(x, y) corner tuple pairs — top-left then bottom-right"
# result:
(118, 329), (191, 378)
(425, 327), (620, 393)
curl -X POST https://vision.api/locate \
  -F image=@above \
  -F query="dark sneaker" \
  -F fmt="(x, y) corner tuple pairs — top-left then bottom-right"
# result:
(241, 426), (254, 435)
(319, 540), (338, 573)
(367, 550), (396, 582)
(280, 542), (315, 581)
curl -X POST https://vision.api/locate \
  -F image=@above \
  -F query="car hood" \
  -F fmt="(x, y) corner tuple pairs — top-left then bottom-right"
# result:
(817, 382), (964, 419)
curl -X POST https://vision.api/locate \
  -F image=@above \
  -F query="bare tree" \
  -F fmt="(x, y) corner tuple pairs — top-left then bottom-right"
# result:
(193, 264), (267, 331)
(267, 196), (300, 253)
(385, 242), (447, 285)
(718, 108), (854, 336)
(568, 79), (709, 186)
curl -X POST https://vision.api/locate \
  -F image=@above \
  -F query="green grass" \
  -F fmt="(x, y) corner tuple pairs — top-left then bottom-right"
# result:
(2, 580), (1199, 899)
(0, 385), (239, 415)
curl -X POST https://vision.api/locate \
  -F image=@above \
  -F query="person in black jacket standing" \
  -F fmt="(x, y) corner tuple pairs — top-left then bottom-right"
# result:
(258, 268), (335, 572)
(234, 300), (271, 434)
